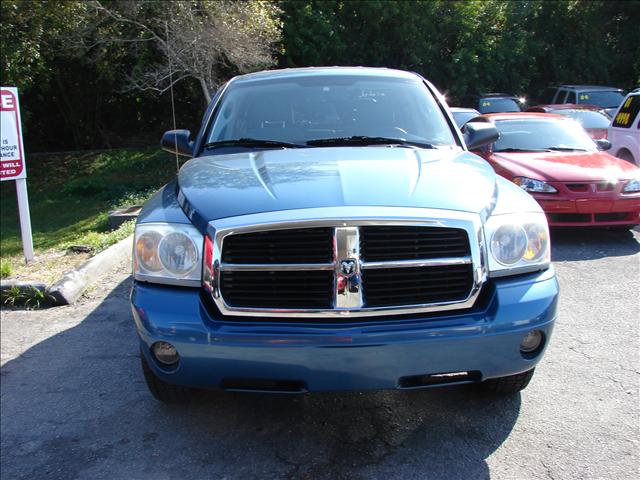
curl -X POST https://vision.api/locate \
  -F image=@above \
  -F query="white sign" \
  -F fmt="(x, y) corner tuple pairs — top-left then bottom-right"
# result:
(1, 87), (26, 180)
(1, 86), (33, 262)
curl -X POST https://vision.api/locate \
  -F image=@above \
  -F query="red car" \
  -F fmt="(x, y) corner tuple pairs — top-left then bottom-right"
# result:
(526, 104), (611, 140)
(470, 112), (640, 228)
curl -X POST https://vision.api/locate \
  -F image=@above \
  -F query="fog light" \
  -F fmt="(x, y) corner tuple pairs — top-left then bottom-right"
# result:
(520, 330), (544, 355)
(152, 341), (179, 366)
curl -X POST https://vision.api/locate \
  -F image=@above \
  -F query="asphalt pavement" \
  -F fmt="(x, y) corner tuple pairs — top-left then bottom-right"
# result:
(1, 228), (639, 480)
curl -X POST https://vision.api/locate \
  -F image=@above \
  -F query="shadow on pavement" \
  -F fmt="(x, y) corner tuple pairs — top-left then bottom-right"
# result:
(551, 227), (640, 262)
(0, 276), (522, 479)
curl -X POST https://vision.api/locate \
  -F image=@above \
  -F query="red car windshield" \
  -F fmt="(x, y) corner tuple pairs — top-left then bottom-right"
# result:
(550, 109), (610, 129)
(493, 119), (597, 152)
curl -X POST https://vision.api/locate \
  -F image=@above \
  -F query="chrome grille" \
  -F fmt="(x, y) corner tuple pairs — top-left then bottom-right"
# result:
(220, 270), (334, 309)
(362, 264), (474, 307)
(360, 225), (470, 260)
(221, 227), (333, 264)
(212, 209), (484, 318)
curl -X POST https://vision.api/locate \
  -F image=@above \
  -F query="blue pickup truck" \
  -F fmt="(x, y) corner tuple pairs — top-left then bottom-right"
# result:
(131, 67), (559, 403)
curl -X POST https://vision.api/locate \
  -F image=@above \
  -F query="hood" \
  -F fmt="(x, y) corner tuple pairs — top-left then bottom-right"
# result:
(177, 147), (498, 222)
(492, 151), (638, 182)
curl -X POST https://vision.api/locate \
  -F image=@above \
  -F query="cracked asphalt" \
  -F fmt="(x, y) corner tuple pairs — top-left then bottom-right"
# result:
(1, 228), (639, 480)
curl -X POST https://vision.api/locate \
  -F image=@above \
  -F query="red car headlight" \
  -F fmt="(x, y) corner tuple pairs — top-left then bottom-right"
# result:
(513, 177), (558, 193)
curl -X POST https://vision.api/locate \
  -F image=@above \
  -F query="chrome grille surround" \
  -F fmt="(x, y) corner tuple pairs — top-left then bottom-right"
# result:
(208, 207), (486, 318)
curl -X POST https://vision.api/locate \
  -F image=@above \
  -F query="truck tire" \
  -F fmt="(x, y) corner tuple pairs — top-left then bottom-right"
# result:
(140, 351), (199, 404)
(479, 368), (535, 395)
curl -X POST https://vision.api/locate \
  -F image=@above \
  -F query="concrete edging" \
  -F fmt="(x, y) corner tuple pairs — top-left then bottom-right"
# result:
(1, 235), (133, 307)
(47, 235), (133, 305)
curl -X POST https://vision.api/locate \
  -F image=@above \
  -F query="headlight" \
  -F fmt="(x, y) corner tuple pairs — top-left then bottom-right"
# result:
(513, 177), (558, 193)
(484, 212), (550, 277)
(490, 224), (527, 265)
(134, 223), (203, 285)
(623, 178), (640, 193)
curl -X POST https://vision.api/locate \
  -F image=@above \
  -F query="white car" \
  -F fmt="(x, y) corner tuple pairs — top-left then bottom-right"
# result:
(609, 89), (640, 165)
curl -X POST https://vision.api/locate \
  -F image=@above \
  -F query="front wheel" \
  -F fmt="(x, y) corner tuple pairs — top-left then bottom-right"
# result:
(478, 368), (535, 395)
(140, 351), (200, 404)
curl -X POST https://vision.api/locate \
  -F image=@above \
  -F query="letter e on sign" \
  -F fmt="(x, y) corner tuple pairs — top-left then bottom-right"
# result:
(0, 87), (26, 181)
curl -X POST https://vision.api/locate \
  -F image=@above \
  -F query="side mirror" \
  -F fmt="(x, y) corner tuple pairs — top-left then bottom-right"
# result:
(161, 129), (193, 157)
(463, 122), (500, 150)
(595, 138), (612, 151)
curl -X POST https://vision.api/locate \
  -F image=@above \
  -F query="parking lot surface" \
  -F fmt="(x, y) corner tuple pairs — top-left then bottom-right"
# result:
(1, 228), (639, 480)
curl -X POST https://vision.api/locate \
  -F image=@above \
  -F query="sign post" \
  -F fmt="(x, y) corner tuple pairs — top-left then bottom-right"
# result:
(1, 87), (34, 263)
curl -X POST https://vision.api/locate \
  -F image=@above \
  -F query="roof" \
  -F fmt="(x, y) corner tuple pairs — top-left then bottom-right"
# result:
(481, 92), (516, 97)
(526, 104), (604, 112)
(449, 107), (480, 113)
(478, 112), (567, 121)
(230, 67), (422, 84)
(557, 85), (623, 91)
(463, 93), (517, 99)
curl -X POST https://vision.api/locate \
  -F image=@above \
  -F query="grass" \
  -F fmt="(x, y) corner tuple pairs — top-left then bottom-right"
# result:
(1, 147), (178, 281)
(2, 285), (55, 309)
(0, 261), (11, 278)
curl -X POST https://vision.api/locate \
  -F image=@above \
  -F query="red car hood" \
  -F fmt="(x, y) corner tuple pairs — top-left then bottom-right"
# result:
(492, 151), (638, 182)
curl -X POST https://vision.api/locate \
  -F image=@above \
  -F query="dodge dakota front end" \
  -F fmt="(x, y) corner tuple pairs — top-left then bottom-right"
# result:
(130, 67), (559, 403)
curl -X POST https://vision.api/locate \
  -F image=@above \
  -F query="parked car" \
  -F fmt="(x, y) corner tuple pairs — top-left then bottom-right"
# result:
(526, 104), (611, 139)
(608, 89), (640, 165)
(469, 112), (640, 228)
(132, 67), (559, 403)
(541, 85), (625, 117)
(450, 107), (480, 129)
(459, 93), (524, 114)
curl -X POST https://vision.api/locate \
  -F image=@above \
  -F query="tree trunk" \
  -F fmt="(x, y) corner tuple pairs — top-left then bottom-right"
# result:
(199, 77), (212, 104)
(53, 73), (83, 149)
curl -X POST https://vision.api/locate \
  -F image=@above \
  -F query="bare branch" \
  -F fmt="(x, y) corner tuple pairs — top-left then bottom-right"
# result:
(85, 0), (281, 101)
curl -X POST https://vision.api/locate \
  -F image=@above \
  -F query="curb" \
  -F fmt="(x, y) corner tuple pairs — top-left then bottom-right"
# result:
(48, 235), (133, 305)
(1, 236), (133, 307)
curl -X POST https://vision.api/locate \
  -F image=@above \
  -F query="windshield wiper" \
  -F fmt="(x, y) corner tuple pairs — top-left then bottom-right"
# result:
(202, 138), (307, 150)
(546, 146), (589, 152)
(493, 147), (552, 152)
(306, 136), (435, 149)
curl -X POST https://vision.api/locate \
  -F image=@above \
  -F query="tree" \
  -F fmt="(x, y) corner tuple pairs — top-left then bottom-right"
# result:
(279, 0), (640, 100)
(86, 0), (282, 103)
(0, 0), (88, 90)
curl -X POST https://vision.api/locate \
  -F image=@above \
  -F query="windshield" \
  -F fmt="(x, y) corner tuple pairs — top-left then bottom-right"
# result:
(492, 119), (597, 152)
(478, 98), (521, 114)
(577, 90), (624, 108)
(207, 75), (457, 148)
(550, 109), (610, 129)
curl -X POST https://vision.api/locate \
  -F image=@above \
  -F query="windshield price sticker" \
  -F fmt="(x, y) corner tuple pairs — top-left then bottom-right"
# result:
(0, 87), (26, 181)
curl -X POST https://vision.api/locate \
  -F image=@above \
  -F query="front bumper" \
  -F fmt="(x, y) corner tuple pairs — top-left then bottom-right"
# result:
(131, 267), (559, 392)
(536, 194), (640, 227)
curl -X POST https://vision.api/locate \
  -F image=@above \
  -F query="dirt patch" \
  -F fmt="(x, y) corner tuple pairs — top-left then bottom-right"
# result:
(4, 250), (91, 285)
